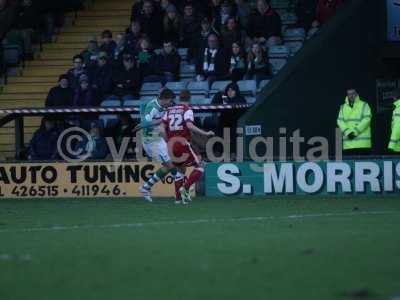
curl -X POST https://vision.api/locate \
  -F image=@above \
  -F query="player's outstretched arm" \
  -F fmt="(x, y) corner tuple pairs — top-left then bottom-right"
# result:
(187, 122), (215, 137)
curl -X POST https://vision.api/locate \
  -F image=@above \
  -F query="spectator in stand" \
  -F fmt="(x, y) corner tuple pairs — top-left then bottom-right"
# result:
(75, 121), (108, 160)
(67, 54), (88, 90)
(113, 33), (127, 64)
(73, 74), (97, 107)
(113, 53), (141, 98)
(221, 17), (244, 50)
(295, 0), (318, 30)
(28, 118), (61, 161)
(182, 3), (201, 54)
(211, 82), (246, 154)
(199, 17), (219, 50)
(245, 42), (272, 85)
(229, 41), (247, 82)
(131, 0), (144, 21)
(136, 37), (159, 83)
(39, 0), (66, 42)
(125, 21), (145, 54)
(313, 0), (343, 27)
(235, 0), (251, 28)
(195, 33), (229, 86)
(163, 4), (183, 46)
(190, 16), (218, 61)
(158, 40), (181, 84)
(211, 81), (246, 104)
(88, 52), (113, 102)
(80, 36), (100, 66)
(45, 74), (74, 107)
(131, 0), (162, 22)
(211, 0), (237, 33)
(99, 30), (117, 58)
(113, 113), (138, 158)
(138, 0), (164, 48)
(247, 0), (282, 47)
(0, 0), (16, 41)
(6, 0), (37, 60)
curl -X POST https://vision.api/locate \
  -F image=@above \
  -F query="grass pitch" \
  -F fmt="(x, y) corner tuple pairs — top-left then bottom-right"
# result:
(0, 197), (399, 300)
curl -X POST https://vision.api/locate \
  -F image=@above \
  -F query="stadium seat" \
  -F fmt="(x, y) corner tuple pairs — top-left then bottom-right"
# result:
(268, 45), (290, 58)
(123, 99), (141, 121)
(246, 97), (257, 104)
(100, 98), (121, 128)
(270, 58), (288, 75)
(307, 27), (319, 39)
(122, 99), (140, 107)
(140, 96), (155, 102)
(180, 63), (196, 79)
(210, 80), (231, 96)
(191, 97), (212, 105)
(284, 28), (306, 42)
(237, 80), (257, 96)
(258, 79), (270, 92)
(187, 81), (209, 96)
(178, 48), (189, 61)
(140, 82), (163, 96)
(285, 41), (303, 56)
(280, 12), (298, 26)
(165, 81), (187, 93)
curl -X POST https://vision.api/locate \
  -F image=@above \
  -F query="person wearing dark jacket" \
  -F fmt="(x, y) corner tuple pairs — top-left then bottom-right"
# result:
(211, 82), (246, 105)
(138, 0), (164, 48)
(229, 41), (247, 82)
(0, 0), (16, 40)
(211, 82), (246, 154)
(113, 53), (141, 98)
(75, 122), (108, 160)
(67, 54), (88, 90)
(158, 41), (181, 84)
(88, 52), (113, 103)
(7, 0), (38, 59)
(247, 0), (282, 46)
(163, 4), (183, 46)
(182, 3), (201, 53)
(196, 33), (229, 86)
(73, 74), (97, 107)
(112, 113), (138, 158)
(136, 37), (160, 83)
(28, 118), (61, 161)
(99, 30), (117, 58)
(193, 17), (219, 58)
(125, 21), (146, 55)
(245, 42), (272, 85)
(45, 74), (74, 107)
(80, 36), (100, 66)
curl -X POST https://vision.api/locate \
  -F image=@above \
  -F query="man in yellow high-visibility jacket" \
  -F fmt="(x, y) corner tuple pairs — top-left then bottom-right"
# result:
(337, 88), (372, 156)
(388, 91), (400, 153)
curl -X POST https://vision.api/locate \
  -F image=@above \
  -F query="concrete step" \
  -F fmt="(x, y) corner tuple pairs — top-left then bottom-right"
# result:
(2, 84), (52, 94)
(7, 76), (57, 84)
(0, 93), (47, 100)
(23, 66), (68, 77)
(27, 60), (71, 67)
(72, 17), (128, 27)
(0, 100), (45, 108)
(44, 42), (87, 50)
(62, 25), (126, 34)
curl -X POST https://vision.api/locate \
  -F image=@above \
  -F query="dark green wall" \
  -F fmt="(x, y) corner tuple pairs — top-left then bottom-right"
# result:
(239, 0), (381, 158)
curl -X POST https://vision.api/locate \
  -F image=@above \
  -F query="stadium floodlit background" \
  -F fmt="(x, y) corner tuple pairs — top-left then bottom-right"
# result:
(0, 0), (400, 299)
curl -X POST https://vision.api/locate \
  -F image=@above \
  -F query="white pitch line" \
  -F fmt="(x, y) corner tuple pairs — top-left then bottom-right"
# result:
(0, 210), (398, 234)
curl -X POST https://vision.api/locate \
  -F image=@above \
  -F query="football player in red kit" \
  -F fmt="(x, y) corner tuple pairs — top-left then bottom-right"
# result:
(160, 91), (214, 204)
